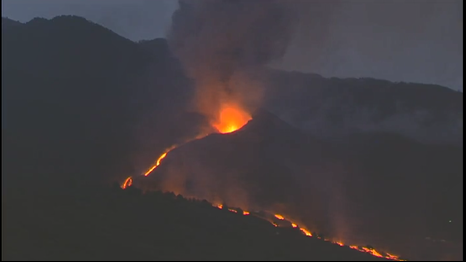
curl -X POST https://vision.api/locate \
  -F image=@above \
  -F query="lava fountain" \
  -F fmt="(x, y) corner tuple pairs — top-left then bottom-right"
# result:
(212, 103), (252, 134)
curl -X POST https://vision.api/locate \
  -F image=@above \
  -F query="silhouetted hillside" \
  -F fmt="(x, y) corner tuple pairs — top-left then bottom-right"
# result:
(1, 16), (203, 187)
(2, 183), (392, 261)
(1, 17), (22, 31)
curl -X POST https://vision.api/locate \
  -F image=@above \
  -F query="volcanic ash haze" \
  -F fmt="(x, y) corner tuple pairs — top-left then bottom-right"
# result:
(168, 0), (298, 133)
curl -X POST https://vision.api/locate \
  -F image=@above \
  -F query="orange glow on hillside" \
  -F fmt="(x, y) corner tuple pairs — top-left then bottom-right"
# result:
(212, 104), (251, 134)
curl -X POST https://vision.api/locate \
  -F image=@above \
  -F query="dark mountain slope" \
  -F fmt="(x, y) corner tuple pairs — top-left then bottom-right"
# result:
(2, 16), (151, 78)
(140, 109), (462, 261)
(1, 16), (202, 187)
(261, 69), (463, 145)
(2, 184), (391, 261)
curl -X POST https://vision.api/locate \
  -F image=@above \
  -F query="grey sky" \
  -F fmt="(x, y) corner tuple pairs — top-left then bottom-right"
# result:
(1, 0), (178, 41)
(1, 0), (463, 91)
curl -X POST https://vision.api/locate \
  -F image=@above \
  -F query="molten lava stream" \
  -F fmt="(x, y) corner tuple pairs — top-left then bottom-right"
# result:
(141, 104), (251, 178)
(143, 143), (182, 177)
(121, 176), (133, 189)
(143, 152), (169, 177)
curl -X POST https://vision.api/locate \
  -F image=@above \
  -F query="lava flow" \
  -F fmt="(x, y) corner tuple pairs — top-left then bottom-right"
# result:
(143, 151), (169, 176)
(121, 176), (133, 189)
(215, 206), (404, 261)
(120, 104), (252, 186)
(119, 103), (404, 261)
(141, 104), (250, 178)
(141, 104), (250, 177)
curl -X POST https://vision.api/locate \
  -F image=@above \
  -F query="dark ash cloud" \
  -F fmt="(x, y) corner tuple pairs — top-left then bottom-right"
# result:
(168, 0), (298, 123)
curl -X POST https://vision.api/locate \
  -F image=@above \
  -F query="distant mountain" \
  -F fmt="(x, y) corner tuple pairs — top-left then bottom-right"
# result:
(139, 109), (462, 261)
(2, 16), (151, 77)
(261, 69), (463, 145)
(1, 17), (22, 30)
(1, 16), (202, 186)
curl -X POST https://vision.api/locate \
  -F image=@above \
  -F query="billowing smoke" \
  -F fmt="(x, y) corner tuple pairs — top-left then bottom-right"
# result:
(168, 0), (297, 125)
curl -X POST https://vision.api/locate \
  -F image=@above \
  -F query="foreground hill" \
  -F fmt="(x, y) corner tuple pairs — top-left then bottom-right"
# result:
(2, 184), (392, 261)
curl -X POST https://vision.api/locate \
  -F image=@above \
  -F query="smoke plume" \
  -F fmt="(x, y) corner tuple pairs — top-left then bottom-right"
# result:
(168, 0), (297, 125)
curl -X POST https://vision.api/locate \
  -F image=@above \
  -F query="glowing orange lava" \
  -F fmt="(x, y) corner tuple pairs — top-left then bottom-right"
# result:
(362, 247), (384, 258)
(386, 253), (403, 261)
(300, 228), (312, 237)
(121, 176), (133, 189)
(212, 104), (251, 134)
(274, 214), (285, 220)
(143, 151), (169, 176)
(117, 186), (403, 261)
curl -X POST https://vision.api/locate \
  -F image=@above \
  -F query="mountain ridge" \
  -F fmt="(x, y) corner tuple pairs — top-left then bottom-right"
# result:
(2, 15), (462, 261)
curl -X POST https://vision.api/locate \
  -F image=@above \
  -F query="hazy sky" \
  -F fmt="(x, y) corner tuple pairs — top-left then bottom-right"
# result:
(2, 0), (178, 40)
(2, 0), (463, 91)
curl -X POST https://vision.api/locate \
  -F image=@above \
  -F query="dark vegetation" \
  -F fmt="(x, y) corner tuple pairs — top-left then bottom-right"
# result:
(2, 184), (390, 261)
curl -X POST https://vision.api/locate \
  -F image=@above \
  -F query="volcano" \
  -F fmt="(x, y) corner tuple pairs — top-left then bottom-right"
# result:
(139, 109), (321, 207)
(132, 108), (462, 261)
